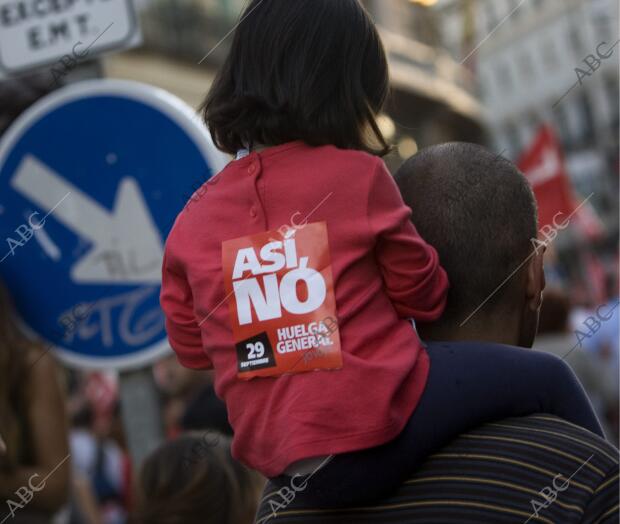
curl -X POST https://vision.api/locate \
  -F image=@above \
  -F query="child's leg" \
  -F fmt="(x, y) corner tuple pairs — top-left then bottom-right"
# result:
(414, 342), (603, 439)
(275, 342), (602, 509)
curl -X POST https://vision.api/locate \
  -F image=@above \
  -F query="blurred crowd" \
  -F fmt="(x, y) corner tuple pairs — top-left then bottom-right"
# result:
(0, 273), (265, 524)
(63, 354), (265, 524)
(535, 277), (620, 443)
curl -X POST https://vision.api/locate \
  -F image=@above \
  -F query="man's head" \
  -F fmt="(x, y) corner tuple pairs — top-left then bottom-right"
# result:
(395, 142), (544, 347)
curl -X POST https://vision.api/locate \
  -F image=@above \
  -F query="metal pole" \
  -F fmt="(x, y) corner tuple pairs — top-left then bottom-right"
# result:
(119, 367), (165, 467)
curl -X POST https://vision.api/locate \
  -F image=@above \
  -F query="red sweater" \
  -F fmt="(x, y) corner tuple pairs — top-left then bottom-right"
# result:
(161, 141), (448, 476)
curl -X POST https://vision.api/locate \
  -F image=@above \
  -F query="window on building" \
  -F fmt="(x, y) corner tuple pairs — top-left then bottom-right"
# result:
(485, 0), (500, 33)
(553, 102), (573, 148)
(507, 0), (521, 19)
(541, 39), (558, 69)
(527, 111), (540, 131)
(591, 0), (614, 42)
(604, 75), (620, 127)
(477, 74), (490, 101)
(568, 23), (585, 57)
(576, 92), (595, 144)
(495, 63), (513, 92)
(503, 122), (521, 154)
(517, 51), (536, 83)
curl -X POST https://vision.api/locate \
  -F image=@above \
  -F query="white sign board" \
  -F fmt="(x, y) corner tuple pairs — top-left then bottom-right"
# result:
(0, 0), (141, 78)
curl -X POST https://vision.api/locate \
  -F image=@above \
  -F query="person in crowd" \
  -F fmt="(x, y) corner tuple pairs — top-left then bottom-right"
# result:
(70, 472), (104, 524)
(0, 279), (70, 523)
(179, 381), (232, 436)
(580, 274), (620, 442)
(535, 288), (616, 439)
(567, 274), (620, 444)
(0, 73), (56, 137)
(131, 434), (264, 524)
(69, 400), (127, 524)
(255, 143), (619, 523)
(154, 356), (231, 438)
(161, 0), (601, 508)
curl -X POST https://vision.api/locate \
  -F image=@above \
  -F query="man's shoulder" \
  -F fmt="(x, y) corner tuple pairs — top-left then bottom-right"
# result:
(443, 413), (618, 472)
(421, 414), (619, 523)
(255, 414), (619, 523)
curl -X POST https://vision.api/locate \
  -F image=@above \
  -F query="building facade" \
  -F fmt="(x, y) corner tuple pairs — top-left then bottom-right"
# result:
(114, 0), (486, 169)
(436, 0), (619, 230)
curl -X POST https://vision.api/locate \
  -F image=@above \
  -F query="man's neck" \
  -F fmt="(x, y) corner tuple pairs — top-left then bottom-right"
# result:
(419, 315), (521, 347)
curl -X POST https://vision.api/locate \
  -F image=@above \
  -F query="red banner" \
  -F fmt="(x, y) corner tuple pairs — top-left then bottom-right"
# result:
(518, 125), (576, 230)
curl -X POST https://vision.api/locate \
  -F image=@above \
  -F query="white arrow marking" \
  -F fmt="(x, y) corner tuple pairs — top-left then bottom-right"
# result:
(33, 223), (62, 262)
(11, 155), (164, 285)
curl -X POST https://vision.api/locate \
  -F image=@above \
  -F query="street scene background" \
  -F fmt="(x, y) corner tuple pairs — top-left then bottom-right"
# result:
(0, 0), (618, 523)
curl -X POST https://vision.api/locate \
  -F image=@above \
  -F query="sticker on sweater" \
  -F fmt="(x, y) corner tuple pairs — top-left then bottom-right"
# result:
(222, 221), (342, 380)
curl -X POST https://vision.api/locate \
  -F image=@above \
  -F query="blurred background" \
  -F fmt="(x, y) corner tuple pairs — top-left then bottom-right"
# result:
(0, 0), (618, 523)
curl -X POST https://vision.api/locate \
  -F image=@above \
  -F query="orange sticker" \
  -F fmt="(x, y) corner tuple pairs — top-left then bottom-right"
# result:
(222, 222), (343, 380)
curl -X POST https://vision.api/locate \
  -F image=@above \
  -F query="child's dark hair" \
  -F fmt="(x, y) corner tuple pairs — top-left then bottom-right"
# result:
(202, 0), (390, 156)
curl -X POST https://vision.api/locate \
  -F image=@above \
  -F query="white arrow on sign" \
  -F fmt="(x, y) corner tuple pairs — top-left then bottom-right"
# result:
(11, 155), (164, 285)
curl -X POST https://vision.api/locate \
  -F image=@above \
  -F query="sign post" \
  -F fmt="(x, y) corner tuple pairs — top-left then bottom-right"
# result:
(0, 79), (228, 464)
(119, 368), (165, 465)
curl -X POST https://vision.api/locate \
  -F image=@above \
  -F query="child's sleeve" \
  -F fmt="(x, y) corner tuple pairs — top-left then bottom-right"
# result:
(367, 159), (449, 321)
(160, 234), (213, 369)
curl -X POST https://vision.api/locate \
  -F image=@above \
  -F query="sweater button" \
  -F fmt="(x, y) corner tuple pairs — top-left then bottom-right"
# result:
(250, 206), (257, 218)
(248, 163), (256, 175)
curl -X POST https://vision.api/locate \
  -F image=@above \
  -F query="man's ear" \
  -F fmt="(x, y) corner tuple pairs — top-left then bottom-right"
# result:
(525, 245), (546, 311)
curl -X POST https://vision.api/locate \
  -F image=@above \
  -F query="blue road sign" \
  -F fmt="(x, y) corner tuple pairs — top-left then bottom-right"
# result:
(0, 80), (228, 370)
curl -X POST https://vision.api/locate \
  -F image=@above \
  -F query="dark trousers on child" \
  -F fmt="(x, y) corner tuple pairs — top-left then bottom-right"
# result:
(271, 341), (604, 508)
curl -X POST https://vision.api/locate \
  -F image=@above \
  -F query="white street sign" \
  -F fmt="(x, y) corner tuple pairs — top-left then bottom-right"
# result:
(0, 0), (141, 78)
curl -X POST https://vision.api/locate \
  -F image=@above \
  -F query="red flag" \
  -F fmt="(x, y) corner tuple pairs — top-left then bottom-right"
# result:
(572, 198), (605, 240)
(85, 372), (118, 430)
(518, 125), (576, 230)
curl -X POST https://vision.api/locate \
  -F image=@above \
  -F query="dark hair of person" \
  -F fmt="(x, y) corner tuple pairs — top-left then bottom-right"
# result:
(0, 73), (57, 137)
(395, 143), (538, 325)
(0, 280), (32, 472)
(131, 434), (263, 524)
(202, 0), (390, 156)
